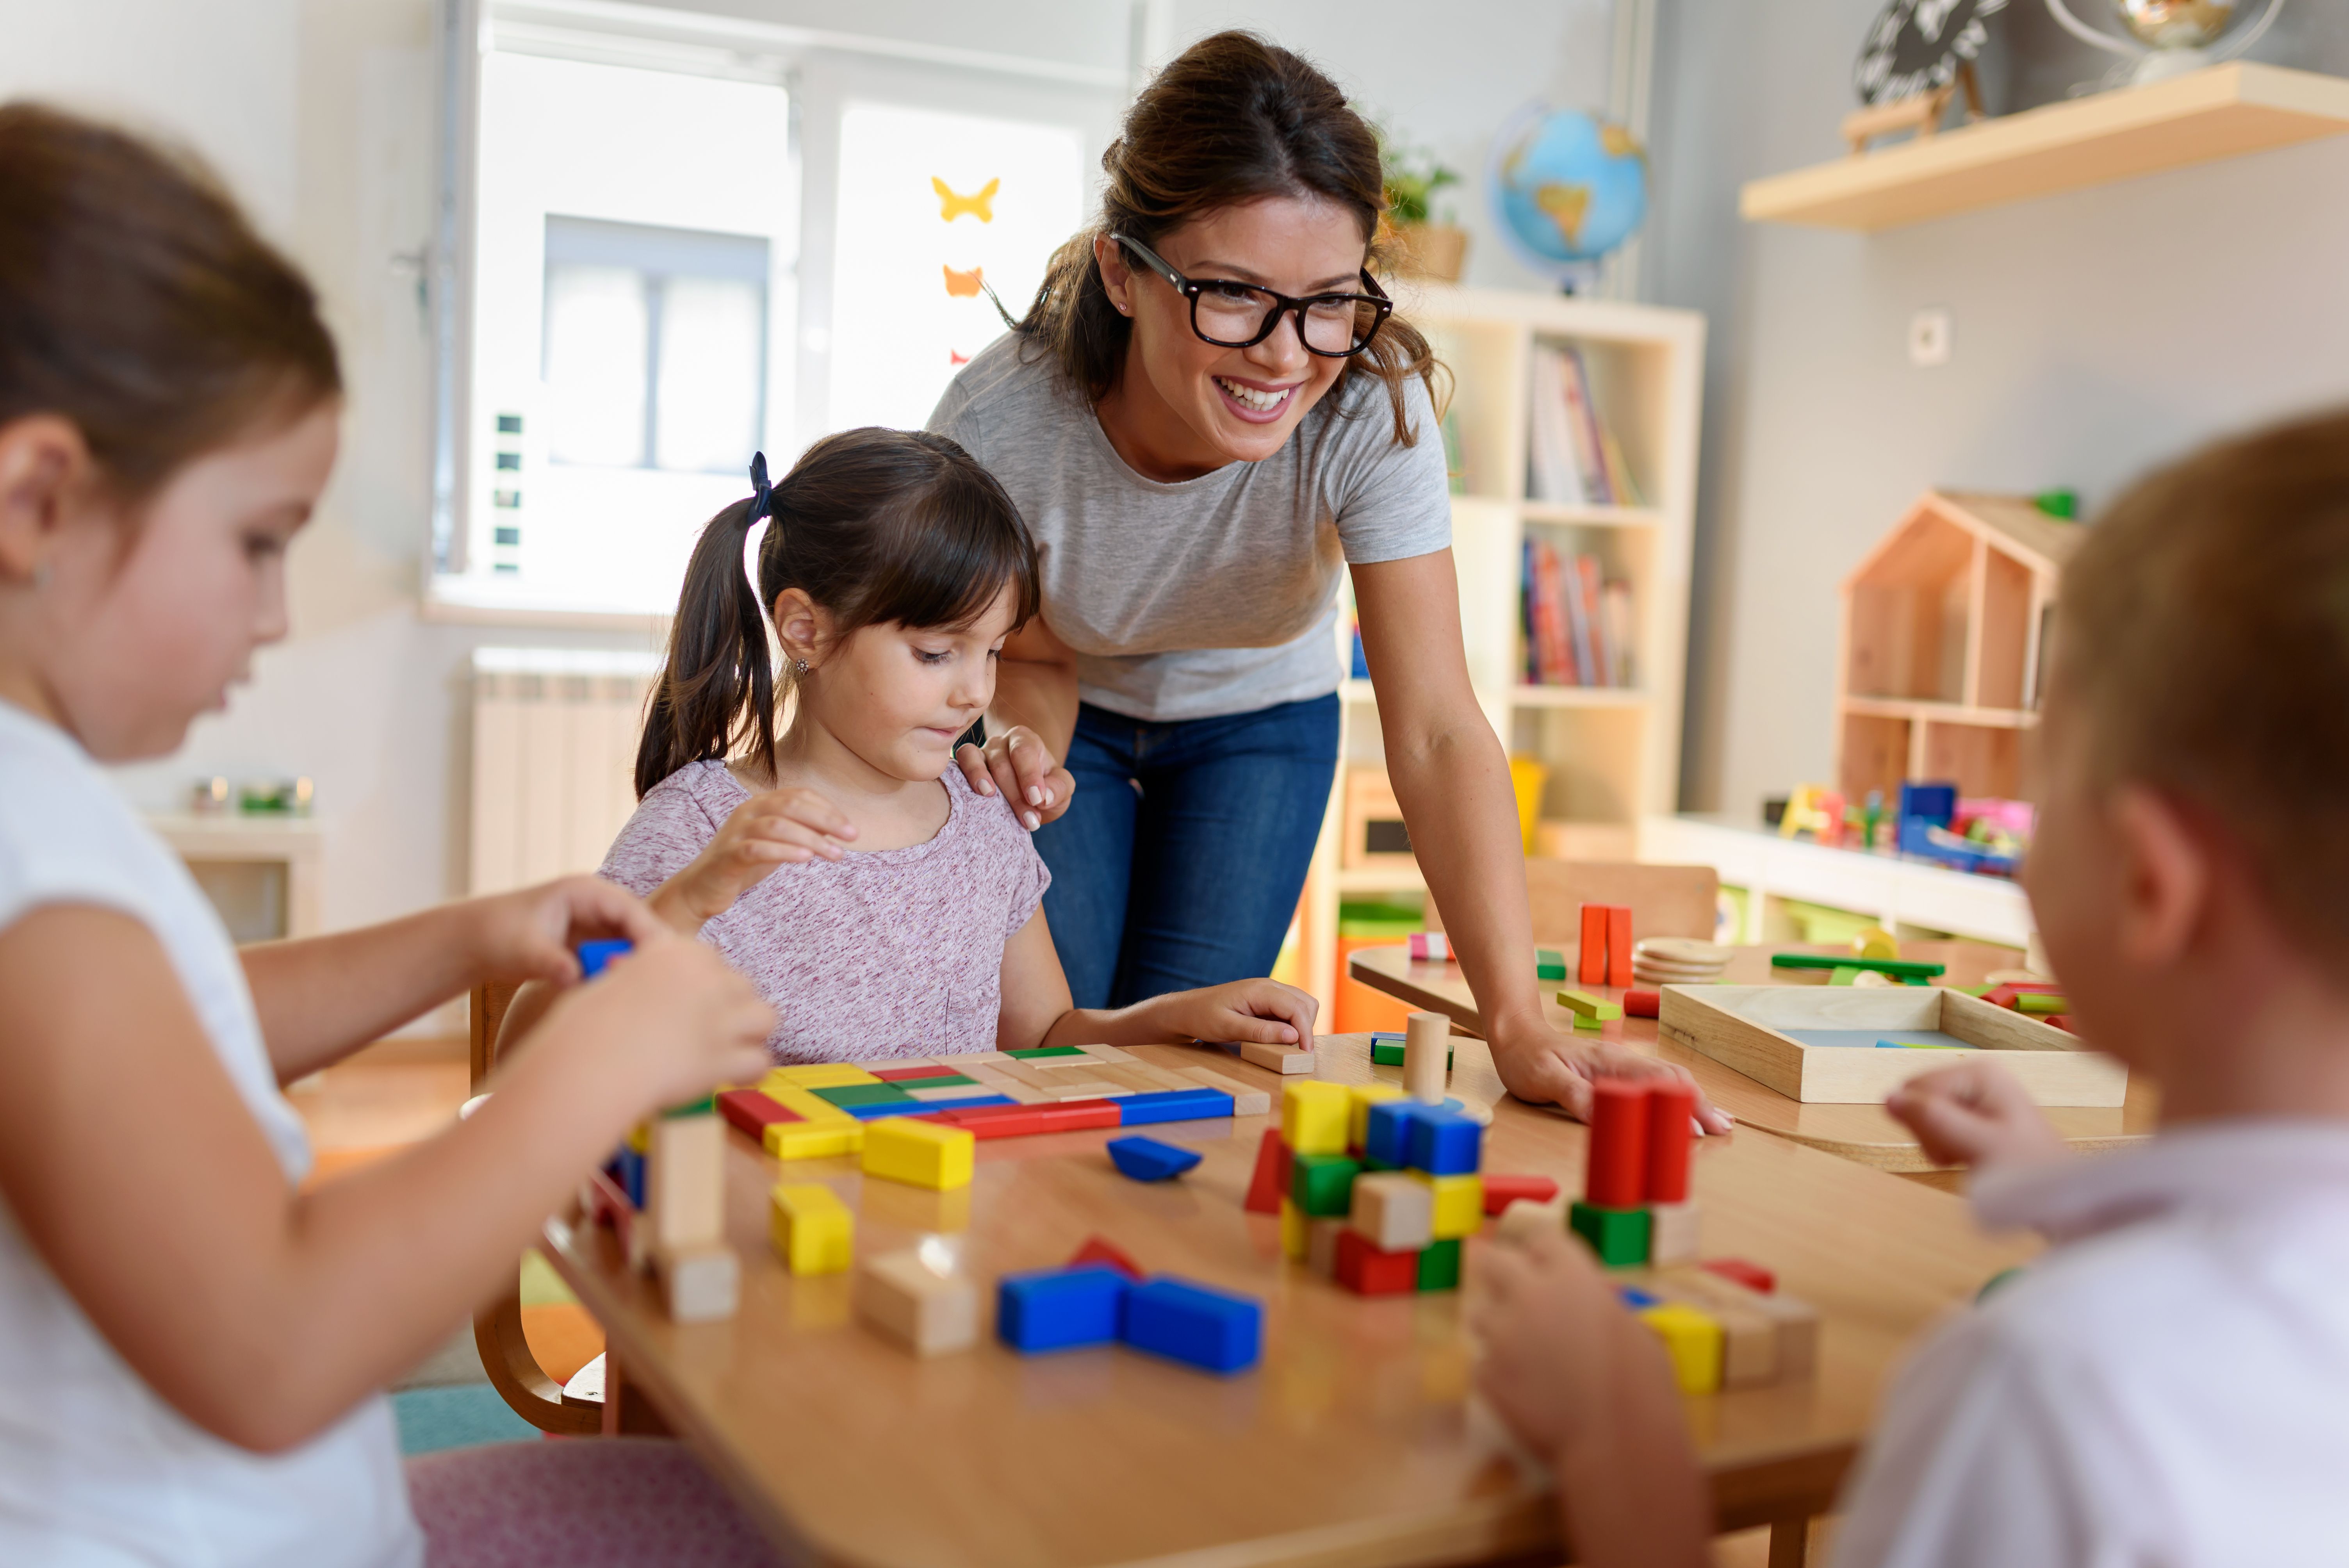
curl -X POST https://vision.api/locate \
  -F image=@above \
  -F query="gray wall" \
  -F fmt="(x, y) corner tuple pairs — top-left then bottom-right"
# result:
(1642, 0), (2349, 820)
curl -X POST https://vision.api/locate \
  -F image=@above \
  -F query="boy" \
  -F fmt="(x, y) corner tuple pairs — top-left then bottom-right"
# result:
(1471, 410), (2349, 1568)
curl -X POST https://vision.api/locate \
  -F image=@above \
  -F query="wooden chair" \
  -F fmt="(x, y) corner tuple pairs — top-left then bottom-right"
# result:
(1428, 861), (1720, 948)
(469, 979), (602, 1434)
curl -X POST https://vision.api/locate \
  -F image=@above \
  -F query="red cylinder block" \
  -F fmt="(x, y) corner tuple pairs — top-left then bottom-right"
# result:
(1645, 1080), (1697, 1203)
(1584, 1079), (1650, 1208)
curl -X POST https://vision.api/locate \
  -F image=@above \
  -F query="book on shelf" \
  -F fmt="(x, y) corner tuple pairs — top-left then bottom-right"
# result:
(1525, 343), (1645, 510)
(1519, 538), (1636, 689)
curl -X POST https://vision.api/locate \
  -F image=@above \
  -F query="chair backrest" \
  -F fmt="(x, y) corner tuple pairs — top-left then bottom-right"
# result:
(1428, 861), (1720, 948)
(469, 980), (523, 1092)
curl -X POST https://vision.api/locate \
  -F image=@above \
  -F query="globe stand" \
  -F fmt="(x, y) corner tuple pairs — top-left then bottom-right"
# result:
(2042, 0), (2287, 90)
(1841, 61), (1985, 155)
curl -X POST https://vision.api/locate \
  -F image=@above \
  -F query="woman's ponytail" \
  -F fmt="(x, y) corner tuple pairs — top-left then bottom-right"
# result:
(634, 477), (776, 798)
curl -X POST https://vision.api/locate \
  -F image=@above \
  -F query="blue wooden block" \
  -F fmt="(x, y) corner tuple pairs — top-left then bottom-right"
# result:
(1120, 1277), (1264, 1374)
(1618, 1286), (1660, 1309)
(577, 938), (632, 979)
(1107, 1135), (1204, 1181)
(1114, 1087), (1236, 1126)
(1363, 1101), (1427, 1169)
(996, 1264), (1130, 1353)
(1404, 1108), (1483, 1176)
(613, 1145), (645, 1208)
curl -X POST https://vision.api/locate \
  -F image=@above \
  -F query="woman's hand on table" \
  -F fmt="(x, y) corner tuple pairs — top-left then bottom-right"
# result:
(1486, 1015), (1733, 1134)
(1151, 978), (1319, 1047)
(956, 725), (1075, 831)
(1886, 1058), (2070, 1171)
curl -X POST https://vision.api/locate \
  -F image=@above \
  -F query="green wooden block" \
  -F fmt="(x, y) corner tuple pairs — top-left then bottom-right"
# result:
(1554, 989), (1622, 1021)
(892, 1072), (978, 1090)
(1006, 1045), (1087, 1059)
(1535, 947), (1567, 981)
(1415, 1237), (1462, 1291)
(1290, 1152), (1362, 1217)
(1828, 966), (1862, 986)
(1370, 1039), (1451, 1067)
(1569, 1201), (1651, 1268)
(1772, 952), (1944, 980)
(2016, 993), (2067, 1015)
(1571, 1011), (1603, 1031)
(810, 1083), (914, 1108)
(661, 1095), (716, 1118)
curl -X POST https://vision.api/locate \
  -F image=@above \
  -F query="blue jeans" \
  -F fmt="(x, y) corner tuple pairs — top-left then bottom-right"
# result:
(1035, 694), (1340, 1009)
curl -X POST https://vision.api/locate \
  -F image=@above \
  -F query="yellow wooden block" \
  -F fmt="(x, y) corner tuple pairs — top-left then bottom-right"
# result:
(765, 1119), (862, 1161)
(1279, 1196), (1308, 1260)
(624, 1118), (651, 1154)
(765, 1063), (881, 1090)
(763, 1086), (856, 1124)
(1411, 1171), (1485, 1240)
(1346, 1082), (1409, 1150)
(860, 1117), (975, 1191)
(1640, 1302), (1723, 1393)
(769, 1183), (854, 1274)
(1281, 1080), (1351, 1156)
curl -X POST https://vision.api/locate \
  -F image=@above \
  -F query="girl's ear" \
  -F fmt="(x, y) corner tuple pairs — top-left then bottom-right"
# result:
(770, 587), (835, 670)
(0, 415), (94, 584)
(1093, 233), (1136, 318)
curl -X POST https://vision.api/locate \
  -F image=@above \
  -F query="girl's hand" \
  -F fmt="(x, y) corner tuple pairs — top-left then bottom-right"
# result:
(1472, 1223), (1666, 1464)
(957, 726), (1075, 831)
(648, 787), (857, 933)
(1160, 978), (1319, 1047)
(1886, 1059), (2070, 1171)
(537, 934), (775, 1107)
(466, 875), (673, 987)
(1488, 1017), (1733, 1134)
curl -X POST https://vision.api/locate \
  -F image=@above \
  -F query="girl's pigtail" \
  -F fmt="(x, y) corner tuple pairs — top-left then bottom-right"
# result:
(633, 454), (779, 798)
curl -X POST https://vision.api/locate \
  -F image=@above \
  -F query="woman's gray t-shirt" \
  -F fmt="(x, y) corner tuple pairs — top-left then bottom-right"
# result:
(925, 333), (1453, 723)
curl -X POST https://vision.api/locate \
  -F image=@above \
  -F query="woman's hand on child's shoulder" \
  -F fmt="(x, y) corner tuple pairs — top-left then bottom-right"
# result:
(650, 788), (857, 933)
(470, 875), (675, 985)
(1471, 1222), (1670, 1464)
(1886, 1059), (2071, 1171)
(1159, 978), (1319, 1046)
(537, 934), (775, 1107)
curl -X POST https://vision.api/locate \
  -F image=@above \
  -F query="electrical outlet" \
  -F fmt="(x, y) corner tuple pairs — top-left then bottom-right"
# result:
(1909, 308), (1951, 368)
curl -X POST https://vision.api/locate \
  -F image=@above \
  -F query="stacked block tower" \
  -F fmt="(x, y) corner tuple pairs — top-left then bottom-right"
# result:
(1568, 1077), (1699, 1267)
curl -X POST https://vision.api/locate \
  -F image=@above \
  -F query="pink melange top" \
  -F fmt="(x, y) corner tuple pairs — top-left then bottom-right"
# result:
(598, 760), (1050, 1063)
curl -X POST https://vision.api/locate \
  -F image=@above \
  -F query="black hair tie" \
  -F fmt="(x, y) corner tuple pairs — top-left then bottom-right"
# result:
(745, 451), (773, 526)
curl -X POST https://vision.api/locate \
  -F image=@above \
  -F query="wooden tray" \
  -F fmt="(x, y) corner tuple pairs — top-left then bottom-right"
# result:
(1657, 985), (2126, 1106)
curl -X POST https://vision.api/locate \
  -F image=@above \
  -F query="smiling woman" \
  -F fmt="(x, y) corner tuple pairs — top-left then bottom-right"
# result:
(929, 33), (1726, 1127)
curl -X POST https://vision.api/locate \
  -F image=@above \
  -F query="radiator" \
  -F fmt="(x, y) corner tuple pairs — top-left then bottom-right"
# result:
(469, 648), (663, 895)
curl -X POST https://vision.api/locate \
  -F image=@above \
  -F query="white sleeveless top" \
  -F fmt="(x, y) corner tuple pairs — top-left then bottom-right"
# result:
(0, 701), (419, 1566)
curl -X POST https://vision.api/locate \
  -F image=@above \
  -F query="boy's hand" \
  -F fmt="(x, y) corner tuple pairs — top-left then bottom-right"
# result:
(1162, 978), (1319, 1047)
(1472, 1224), (1677, 1463)
(1490, 1021), (1734, 1135)
(467, 875), (672, 986)
(1886, 1059), (2071, 1171)
(544, 934), (774, 1106)
(648, 788), (857, 933)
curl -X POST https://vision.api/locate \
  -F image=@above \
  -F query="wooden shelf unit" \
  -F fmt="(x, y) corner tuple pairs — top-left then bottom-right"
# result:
(1294, 286), (1705, 1021)
(1834, 491), (2082, 804)
(1742, 62), (2349, 232)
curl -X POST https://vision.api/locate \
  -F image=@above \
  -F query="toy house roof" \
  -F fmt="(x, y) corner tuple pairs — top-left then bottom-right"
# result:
(1842, 490), (2084, 592)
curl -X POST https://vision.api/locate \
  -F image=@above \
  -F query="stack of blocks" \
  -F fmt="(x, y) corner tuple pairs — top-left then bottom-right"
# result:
(996, 1262), (1264, 1374)
(642, 1097), (740, 1322)
(1254, 1080), (1483, 1295)
(1578, 903), (1636, 988)
(1568, 1077), (1699, 1268)
(1610, 1264), (1818, 1395)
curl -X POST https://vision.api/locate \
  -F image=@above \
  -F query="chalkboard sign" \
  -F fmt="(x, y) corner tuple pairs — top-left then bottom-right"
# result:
(1855, 0), (2007, 105)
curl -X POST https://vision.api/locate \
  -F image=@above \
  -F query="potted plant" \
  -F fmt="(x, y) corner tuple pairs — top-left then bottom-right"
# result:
(1379, 135), (1466, 283)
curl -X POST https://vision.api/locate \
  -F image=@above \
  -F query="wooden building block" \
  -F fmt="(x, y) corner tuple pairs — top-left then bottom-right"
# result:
(1481, 1173), (1561, 1213)
(1234, 1039), (1316, 1075)
(1280, 1196), (1308, 1260)
(1535, 947), (1567, 982)
(1585, 1079), (1651, 1208)
(1700, 1257), (1776, 1294)
(1649, 1272), (1773, 1386)
(1639, 1302), (1723, 1393)
(1403, 1011), (1449, 1104)
(1646, 1081), (1696, 1203)
(645, 1109), (724, 1254)
(655, 1240), (740, 1323)
(1412, 1171), (1483, 1239)
(769, 1183), (854, 1274)
(763, 1085), (858, 1124)
(1178, 1065), (1272, 1117)
(717, 1088), (799, 1140)
(765, 1118), (862, 1161)
(1494, 1197), (1567, 1247)
(862, 1118), (976, 1190)
(1291, 1152), (1362, 1217)
(1416, 1237), (1462, 1291)
(855, 1246), (978, 1356)
(1555, 989), (1623, 1022)
(1333, 1229), (1419, 1295)
(1067, 1235), (1145, 1282)
(766, 1063), (882, 1089)
(1606, 905), (1634, 988)
(1661, 1267), (1815, 1382)
(1408, 930), (1449, 961)
(1579, 904), (1609, 985)
(1624, 988), (1662, 1018)
(1349, 1171), (1435, 1252)
(1647, 1200), (1702, 1265)
(1281, 1080), (1351, 1155)
(1305, 1217), (1347, 1277)
(1569, 1200), (1650, 1267)
(1347, 1082), (1409, 1150)
(1243, 1129), (1292, 1214)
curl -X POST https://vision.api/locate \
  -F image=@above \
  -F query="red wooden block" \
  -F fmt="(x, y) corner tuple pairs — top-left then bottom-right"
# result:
(1623, 988), (1661, 1018)
(1481, 1173), (1561, 1214)
(1585, 1078), (1650, 1208)
(717, 1088), (800, 1139)
(1606, 905), (1634, 989)
(1700, 1257), (1775, 1295)
(2004, 982), (2065, 995)
(954, 1112), (1056, 1139)
(1333, 1229), (1419, 1294)
(1069, 1235), (1146, 1282)
(1578, 904), (1609, 986)
(2046, 1014), (2076, 1034)
(1033, 1099), (1123, 1132)
(1243, 1128), (1292, 1215)
(1982, 984), (2021, 1010)
(1645, 1081), (1696, 1203)
(926, 1101), (1034, 1121)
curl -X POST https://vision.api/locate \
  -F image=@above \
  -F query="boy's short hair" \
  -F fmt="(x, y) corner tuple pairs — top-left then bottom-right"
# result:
(2058, 409), (2349, 963)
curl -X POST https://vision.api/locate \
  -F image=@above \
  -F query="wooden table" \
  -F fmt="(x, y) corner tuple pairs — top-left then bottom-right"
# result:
(543, 1033), (2031, 1567)
(1350, 942), (2158, 1178)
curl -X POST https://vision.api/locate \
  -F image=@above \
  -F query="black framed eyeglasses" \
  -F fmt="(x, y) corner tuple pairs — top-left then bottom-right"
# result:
(1111, 233), (1393, 358)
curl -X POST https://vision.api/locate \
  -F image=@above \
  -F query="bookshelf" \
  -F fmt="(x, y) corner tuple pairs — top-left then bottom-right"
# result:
(1294, 285), (1705, 1023)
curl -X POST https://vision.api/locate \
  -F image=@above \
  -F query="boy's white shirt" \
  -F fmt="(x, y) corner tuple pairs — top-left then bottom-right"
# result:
(1833, 1121), (2349, 1568)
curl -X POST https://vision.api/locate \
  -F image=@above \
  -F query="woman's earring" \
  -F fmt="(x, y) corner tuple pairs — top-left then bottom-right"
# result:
(793, 658), (809, 675)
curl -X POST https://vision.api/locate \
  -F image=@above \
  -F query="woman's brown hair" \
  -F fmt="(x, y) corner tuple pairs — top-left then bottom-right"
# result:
(2057, 408), (2349, 964)
(636, 428), (1042, 798)
(1015, 30), (1441, 445)
(0, 103), (340, 497)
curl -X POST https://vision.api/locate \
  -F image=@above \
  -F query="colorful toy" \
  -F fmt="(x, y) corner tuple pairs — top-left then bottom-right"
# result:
(1607, 905), (1634, 988)
(1367, 1031), (1450, 1068)
(861, 1117), (975, 1191)
(1068, 1235), (1146, 1281)
(996, 1264), (1127, 1352)
(1479, 1173), (1560, 1213)
(645, 1097), (738, 1322)
(1121, 1279), (1263, 1374)
(1107, 1135), (1203, 1182)
(769, 1182), (854, 1276)
(855, 1243), (977, 1356)
(1770, 952), (1945, 981)
(1569, 1078), (1697, 1266)
(1403, 1011), (1450, 1104)
(1270, 1080), (1484, 1295)
(1578, 906), (1608, 984)
(1536, 946), (1567, 982)
(576, 937), (631, 977)
(1624, 988), (1661, 1018)
(1407, 930), (1450, 962)
(1242, 1128), (1291, 1214)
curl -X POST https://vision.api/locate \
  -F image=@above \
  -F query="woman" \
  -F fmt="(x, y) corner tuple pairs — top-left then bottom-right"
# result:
(939, 32), (1722, 1127)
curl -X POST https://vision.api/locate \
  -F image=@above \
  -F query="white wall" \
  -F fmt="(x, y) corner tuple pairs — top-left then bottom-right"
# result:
(1641, 0), (2349, 822)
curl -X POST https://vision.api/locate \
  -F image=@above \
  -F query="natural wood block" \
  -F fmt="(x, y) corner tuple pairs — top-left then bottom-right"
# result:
(1660, 1266), (1818, 1382)
(854, 1247), (977, 1356)
(1493, 1196), (1568, 1247)
(645, 1111), (724, 1253)
(1658, 984), (2126, 1105)
(1403, 1012), (1448, 1104)
(1305, 1218), (1347, 1278)
(1235, 1040), (1315, 1075)
(654, 1240), (739, 1324)
(1647, 1200), (1701, 1265)
(1349, 1171), (1435, 1252)
(1177, 1065), (1271, 1117)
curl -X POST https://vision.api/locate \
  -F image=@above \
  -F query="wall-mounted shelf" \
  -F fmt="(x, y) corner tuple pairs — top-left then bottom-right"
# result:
(1741, 62), (2349, 232)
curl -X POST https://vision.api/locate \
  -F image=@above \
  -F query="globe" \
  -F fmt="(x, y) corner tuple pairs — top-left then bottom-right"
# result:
(1489, 108), (1649, 276)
